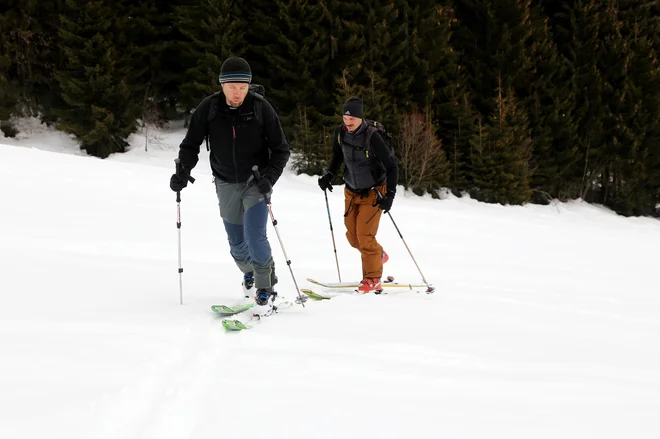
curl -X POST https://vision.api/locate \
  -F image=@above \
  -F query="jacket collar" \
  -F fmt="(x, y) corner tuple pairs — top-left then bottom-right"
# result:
(344, 120), (367, 135)
(218, 92), (255, 116)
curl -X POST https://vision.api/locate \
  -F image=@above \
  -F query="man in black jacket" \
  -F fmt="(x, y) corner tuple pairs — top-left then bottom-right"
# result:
(317, 96), (399, 294)
(170, 56), (290, 315)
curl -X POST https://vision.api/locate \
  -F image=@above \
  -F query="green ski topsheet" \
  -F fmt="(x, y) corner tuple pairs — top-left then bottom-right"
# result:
(300, 288), (332, 300)
(221, 319), (251, 330)
(211, 302), (254, 315)
(218, 299), (297, 331)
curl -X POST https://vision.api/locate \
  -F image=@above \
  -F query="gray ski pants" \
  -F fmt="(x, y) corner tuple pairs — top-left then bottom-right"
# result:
(214, 177), (276, 290)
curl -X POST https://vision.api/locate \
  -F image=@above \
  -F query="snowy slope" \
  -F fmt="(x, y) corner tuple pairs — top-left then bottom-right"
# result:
(1, 120), (659, 439)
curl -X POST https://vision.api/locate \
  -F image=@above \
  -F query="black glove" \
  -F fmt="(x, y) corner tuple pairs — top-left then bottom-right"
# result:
(318, 173), (333, 192)
(170, 164), (191, 192)
(256, 176), (273, 195)
(377, 190), (395, 213)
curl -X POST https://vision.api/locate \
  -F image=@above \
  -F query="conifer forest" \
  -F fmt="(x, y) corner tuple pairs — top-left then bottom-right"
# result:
(2, 1), (659, 216)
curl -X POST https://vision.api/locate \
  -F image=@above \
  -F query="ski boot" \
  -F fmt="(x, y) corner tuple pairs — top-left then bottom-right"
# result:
(357, 277), (383, 294)
(253, 288), (278, 318)
(242, 271), (254, 299)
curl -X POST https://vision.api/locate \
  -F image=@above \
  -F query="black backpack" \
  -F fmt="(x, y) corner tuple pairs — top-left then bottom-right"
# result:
(204, 83), (266, 151)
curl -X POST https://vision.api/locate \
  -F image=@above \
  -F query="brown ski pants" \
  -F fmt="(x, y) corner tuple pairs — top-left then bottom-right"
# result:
(344, 184), (386, 279)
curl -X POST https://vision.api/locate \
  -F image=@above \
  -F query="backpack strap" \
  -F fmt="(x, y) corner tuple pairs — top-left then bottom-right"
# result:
(363, 124), (378, 159)
(250, 91), (264, 129)
(207, 91), (222, 123)
(336, 124), (345, 146)
(205, 91), (222, 152)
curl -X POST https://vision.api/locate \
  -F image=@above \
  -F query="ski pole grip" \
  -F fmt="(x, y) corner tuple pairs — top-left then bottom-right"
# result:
(252, 165), (271, 204)
(174, 158), (195, 183)
(252, 165), (261, 181)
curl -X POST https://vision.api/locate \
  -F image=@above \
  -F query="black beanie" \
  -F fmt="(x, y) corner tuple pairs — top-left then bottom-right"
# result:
(342, 96), (363, 118)
(219, 56), (252, 84)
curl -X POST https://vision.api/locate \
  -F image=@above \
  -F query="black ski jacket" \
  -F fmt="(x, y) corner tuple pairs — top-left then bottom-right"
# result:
(177, 91), (290, 184)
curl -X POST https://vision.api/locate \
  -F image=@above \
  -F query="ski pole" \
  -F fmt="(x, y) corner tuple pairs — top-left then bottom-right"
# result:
(174, 158), (195, 304)
(375, 189), (435, 293)
(252, 166), (307, 306)
(324, 189), (342, 282)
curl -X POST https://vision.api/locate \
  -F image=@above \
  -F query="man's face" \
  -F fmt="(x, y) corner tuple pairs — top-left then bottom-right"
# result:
(222, 82), (250, 107)
(343, 115), (362, 132)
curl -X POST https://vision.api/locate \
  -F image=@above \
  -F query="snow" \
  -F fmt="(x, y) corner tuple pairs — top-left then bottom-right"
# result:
(1, 119), (659, 439)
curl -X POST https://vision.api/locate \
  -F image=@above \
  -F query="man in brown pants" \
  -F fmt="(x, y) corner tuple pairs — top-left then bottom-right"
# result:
(317, 96), (399, 293)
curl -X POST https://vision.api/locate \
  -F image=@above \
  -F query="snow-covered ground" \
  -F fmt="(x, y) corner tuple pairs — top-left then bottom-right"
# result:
(1, 117), (659, 439)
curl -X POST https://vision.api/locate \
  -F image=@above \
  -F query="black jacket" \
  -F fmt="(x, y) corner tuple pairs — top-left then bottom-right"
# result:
(178, 91), (290, 184)
(327, 122), (398, 194)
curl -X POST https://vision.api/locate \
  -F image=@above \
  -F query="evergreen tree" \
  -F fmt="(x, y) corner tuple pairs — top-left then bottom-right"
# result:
(264, 0), (334, 175)
(2, 0), (659, 215)
(470, 83), (533, 205)
(116, 0), (173, 126)
(519, 5), (579, 202)
(452, 0), (496, 116)
(539, 0), (659, 214)
(556, 1), (630, 210)
(0, 0), (63, 125)
(233, 1), (283, 97)
(555, 1), (611, 202)
(0, 13), (18, 127)
(415, 1), (476, 193)
(54, 0), (137, 158)
(329, 0), (405, 127)
(174, 0), (246, 115)
(606, 0), (660, 215)
(454, 0), (580, 201)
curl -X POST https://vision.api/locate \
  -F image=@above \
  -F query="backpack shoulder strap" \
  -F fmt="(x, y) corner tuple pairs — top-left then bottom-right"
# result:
(250, 91), (264, 129)
(204, 91), (223, 151)
(336, 124), (345, 146)
(363, 124), (378, 152)
(207, 91), (222, 122)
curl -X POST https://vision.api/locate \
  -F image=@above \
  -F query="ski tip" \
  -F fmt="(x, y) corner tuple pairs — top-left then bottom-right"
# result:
(211, 303), (254, 315)
(301, 288), (331, 300)
(222, 319), (249, 331)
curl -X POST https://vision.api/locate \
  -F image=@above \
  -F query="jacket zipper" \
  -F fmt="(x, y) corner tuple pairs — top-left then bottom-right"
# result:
(350, 131), (356, 185)
(232, 118), (238, 183)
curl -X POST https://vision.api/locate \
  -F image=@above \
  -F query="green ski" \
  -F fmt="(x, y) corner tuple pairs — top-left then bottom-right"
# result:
(301, 288), (333, 300)
(222, 319), (251, 330)
(211, 303), (254, 316)
(220, 299), (298, 331)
